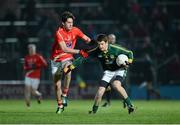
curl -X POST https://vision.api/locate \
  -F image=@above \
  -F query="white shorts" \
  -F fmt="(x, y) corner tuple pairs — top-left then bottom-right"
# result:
(51, 60), (72, 75)
(25, 77), (40, 90)
(102, 69), (126, 83)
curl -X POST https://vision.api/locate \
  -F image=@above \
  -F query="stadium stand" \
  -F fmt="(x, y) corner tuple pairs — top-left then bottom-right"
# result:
(0, 0), (180, 99)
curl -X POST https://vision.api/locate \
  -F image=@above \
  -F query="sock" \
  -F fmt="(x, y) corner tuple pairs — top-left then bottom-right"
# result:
(92, 105), (98, 113)
(62, 87), (69, 97)
(124, 97), (133, 108)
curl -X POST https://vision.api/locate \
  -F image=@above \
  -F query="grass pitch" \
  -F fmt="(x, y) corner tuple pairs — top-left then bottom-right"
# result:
(0, 99), (180, 124)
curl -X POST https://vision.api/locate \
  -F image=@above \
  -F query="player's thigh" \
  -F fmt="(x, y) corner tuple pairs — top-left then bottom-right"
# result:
(51, 60), (62, 76)
(111, 76), (124, 89)
(31, 78), (40, 90)
(102, 70), (115, 83)
(25, 77), (32, 87)
(62, 60), (72, 78)
(51, 60), (72, 76)
(62, 60), (72, 68)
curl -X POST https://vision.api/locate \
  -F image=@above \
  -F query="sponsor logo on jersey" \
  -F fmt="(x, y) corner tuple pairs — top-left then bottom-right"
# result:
(66, 41), (72, 48)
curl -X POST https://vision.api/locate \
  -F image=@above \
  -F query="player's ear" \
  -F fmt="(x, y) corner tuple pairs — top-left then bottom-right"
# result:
(62, 22), (65, 26)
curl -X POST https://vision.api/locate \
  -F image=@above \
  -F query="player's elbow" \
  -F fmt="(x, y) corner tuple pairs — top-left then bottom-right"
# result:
(86, 38), (91, 43)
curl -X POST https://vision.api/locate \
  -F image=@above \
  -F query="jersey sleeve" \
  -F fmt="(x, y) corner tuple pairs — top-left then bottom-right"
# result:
(75, 27), (85, 39)
(56, 31), (64, 43)
(112, 44), (134, 62)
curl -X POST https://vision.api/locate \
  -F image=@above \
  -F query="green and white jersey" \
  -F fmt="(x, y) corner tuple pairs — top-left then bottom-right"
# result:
(72, 44), (133, 71)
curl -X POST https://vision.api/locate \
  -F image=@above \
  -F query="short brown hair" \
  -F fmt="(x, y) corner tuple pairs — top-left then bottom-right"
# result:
(61, 11), (75, 23)
(96, 34), (108, 43)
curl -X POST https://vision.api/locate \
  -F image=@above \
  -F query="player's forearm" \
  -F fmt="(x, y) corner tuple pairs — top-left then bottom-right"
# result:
(82, 35), (91, 43)
(59, 41), (80, 54)
(63, 47), (80, 54)
(127, 51), (133, 61)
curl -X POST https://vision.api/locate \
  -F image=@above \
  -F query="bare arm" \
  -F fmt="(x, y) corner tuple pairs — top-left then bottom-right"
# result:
(82, 35), (91, 43)
(59, 41), (80, 54)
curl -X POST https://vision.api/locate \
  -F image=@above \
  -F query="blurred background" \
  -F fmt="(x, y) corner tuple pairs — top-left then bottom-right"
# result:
(0, 0), (180, 100)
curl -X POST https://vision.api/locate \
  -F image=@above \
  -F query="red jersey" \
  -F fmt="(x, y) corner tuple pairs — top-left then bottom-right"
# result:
(24, 54), (47, 79)
(50, 26), (85, 62)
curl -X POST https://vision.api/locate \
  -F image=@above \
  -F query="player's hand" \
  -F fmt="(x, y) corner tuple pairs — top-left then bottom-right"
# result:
(119, 63), (129, 69)
(121, 59), (132, 68)
(118, 61), (130, 69)
(125, 61), (130, 66)
(79, 50), (89, 58)
(63, 64), (75, 75)
(127, 59), (133, 64)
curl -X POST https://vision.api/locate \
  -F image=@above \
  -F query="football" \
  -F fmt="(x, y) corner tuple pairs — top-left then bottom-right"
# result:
(116, 54), (128, 66)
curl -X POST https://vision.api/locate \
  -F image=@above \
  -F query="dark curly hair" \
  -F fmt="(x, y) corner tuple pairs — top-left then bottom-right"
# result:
(96, 34), (108, 43)
(61, 11), (75, 23)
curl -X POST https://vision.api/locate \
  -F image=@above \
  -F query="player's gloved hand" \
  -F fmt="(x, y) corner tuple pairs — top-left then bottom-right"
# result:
(121, 59), (133, 68)
(79, 50), (89, 58)
(125, 59), (133, 65)
(63, 64), (75, 75)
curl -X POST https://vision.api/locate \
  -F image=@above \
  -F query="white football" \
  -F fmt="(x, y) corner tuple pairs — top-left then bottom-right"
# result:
(116, 54), (128, 66)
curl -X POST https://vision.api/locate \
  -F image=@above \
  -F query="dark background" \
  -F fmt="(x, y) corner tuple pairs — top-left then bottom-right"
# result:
(0, 0), (180, 99)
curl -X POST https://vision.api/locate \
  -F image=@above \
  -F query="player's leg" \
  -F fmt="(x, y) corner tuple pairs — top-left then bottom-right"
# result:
(62, 61), (72, 107)
(89, 70), (113, 114)
(89, 80), (110, 114)
(31, 78), (42, 104)
(24, 77), (31, 107)
(102, 86), (111, 107)
(53, 74), (64, 114)
(51, 61), (64, 114)
(112, 75), (134, 114)
(89, 85), (106, 114)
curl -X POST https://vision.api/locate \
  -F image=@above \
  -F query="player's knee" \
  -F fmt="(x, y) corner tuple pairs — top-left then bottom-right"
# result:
(112, 80), (122, 90)
(113, 80), (122, 86)
(113, 76), (123, 85)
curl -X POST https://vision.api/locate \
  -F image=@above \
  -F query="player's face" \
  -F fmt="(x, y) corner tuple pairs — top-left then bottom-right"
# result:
(98, 41), (108, 52)
(63, 18), (73, 31)
(108, 35), (116, 44)
(28, 47), (36, 55)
